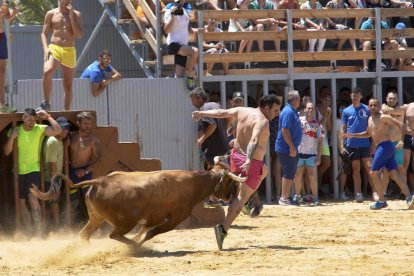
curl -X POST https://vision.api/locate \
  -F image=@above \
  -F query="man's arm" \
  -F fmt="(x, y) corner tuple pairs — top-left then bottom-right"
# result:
(68, 7), (84, 38)
(38, 110), (61, 137)
(281, 128), (297, 157)
(197, 123), (216, 147)
(41, 11), (53, 62)
(86, 138), (101, 173)
(3, 127), (18, 156)
(382, 103), (406, 116)
(192, 107), (238, 121)
(163, 9), (175, 34)
(109, 68), (122, 81)
(382, 114), (404, 128)
(241, 120), (267, 171)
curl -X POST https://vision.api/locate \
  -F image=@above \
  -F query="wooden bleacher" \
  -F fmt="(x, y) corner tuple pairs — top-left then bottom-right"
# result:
(118, 1), (414, 76)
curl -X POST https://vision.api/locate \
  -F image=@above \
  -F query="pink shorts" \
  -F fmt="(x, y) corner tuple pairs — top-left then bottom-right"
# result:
(230, 149), (263, 190)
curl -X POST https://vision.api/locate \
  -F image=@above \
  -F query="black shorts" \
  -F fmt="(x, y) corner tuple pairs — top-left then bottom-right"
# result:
(168, 42), (187, 67)
(19, 172), (41, 199)
(345, 147), (371, 161)
(404, 134), (414, 151)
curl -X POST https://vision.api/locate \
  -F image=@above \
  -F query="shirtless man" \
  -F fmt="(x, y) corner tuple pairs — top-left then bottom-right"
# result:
(380, 89), (406, 192)
(343, 98), (414, 210)
(40, 0), (83, 111)
(404, 102), (414, 192)
(192, 94), (281, 250)
(69, 111), (100, 224)
(0, 0), (19, 113)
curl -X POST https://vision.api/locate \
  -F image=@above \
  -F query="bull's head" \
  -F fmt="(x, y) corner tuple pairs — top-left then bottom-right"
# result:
(210, 156), (246, 202)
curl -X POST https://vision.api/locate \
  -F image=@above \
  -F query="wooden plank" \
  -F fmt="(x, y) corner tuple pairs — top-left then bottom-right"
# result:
(203, 29), (376, 41)
(206, 66), (360, 75)
(293, 29), (375, 40)
(203, 52), (287, 62)
(292, 8), (374, 19)
(137, 0), (156, 28)
(381, 8), (414, 18)
(201, 8), (375, 21)
(382, 29), (414, 39)
(203, 50), (375, 63)
(204, 31), (288, 41)
(293, 50), (375, 61)
(122, 0), (158, 53)
(382, 49), (414, 59)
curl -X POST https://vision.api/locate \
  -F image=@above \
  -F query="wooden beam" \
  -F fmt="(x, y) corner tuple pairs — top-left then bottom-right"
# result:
(381, 8), (414, 18)
(291, 8), (374, 19)
(293, 29), (375, 40)
(382, 49), (414, 59)
(204, 31), (288, 41)
(203, 50), (375, 63)
(207, 66), (360, 75)
(382, 29), (414, 39)
(137, 0), (156, 28)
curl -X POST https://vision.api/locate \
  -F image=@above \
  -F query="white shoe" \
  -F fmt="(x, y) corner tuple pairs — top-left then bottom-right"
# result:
(355, 193), (364, 203)
(340, 192), (349, 200)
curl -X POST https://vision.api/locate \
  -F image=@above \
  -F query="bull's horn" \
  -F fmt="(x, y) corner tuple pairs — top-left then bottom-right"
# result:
(226, 171), (246, 182)
(214, 155), (229, 164)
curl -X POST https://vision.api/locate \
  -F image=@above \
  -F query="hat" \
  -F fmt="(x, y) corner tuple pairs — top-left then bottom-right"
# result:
(56, 117), (70, 129)
(232, 92), (244, 100)
(396, 22), (406, 30)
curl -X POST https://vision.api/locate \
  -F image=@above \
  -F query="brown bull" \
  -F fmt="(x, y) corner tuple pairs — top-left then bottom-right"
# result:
(30, 164), (244, 248)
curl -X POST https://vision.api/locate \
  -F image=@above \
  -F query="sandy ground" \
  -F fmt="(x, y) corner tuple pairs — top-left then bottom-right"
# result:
(0, 199), (413, 276)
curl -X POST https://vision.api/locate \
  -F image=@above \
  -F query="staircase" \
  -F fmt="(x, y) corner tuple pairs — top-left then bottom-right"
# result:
(98, 0), (166, 77)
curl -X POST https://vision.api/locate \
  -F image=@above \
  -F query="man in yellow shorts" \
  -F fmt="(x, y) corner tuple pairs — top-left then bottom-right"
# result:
(40, 0), (83, 111)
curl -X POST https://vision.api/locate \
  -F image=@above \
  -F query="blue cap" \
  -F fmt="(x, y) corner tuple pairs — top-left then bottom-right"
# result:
(396, 22), (406, 30)
(56, 117), (71, 129)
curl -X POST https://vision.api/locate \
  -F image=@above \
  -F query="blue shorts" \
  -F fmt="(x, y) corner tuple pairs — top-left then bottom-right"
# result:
(392, 141), (404, 166)
(278, 152), (299, 180)
(371, 141), (397, 172)
(0, 32), (8, 59)
(297, 154), (317, 167)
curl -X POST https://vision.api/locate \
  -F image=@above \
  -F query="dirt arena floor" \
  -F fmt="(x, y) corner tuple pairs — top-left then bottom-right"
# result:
(0, 199), (413, 275)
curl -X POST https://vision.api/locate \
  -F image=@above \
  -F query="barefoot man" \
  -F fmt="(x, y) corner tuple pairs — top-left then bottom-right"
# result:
(40, 0), (83, 111)
(69, 111), (101, 224)
(0, 0), (19, 113)
(343, 98), (414, 210)
(192, 94), (281, 250)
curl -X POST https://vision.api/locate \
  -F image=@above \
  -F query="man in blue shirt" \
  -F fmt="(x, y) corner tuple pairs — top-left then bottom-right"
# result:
(340, 87), (373, 203)
(275, 90), (302, 206)
(81, 50), (121, 97)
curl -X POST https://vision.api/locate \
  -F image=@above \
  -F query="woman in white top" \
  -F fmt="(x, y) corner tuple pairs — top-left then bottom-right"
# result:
(228, 0), (253, 53)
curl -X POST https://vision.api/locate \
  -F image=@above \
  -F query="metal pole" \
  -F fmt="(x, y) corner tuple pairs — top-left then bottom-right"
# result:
(331, 78), (339, 198)
(351, 78), (357, 89)
(4, 21), (12, 98)
(242, 80), (248, 106)
(286, 9), (294, 90)
(310, 79), (316, 102)
(156, 0), (162, 78)
(197, 11), (204, 88)
(220, 81), (226, 108)
(398, 77), (403, 104)
(77, 11), (108, 66)
(263, 81), (272, 203)
(374, 8), (383, 101)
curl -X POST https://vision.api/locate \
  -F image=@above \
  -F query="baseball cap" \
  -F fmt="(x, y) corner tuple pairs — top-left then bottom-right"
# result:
(232, 92), (244, 100)
(56, 117), (71, 129)
(396, 22), (406, 30)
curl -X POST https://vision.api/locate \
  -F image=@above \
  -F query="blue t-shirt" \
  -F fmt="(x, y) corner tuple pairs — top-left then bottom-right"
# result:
(275, 103), (302, 153)
(341, 104), (371, 147)
(81, 61), (113, 84)
(360, 18), (389, 30)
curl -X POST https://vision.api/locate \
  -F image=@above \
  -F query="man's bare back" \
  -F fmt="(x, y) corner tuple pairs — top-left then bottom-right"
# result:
(405, 103), (414, 136)
(45, 8), (80, 47)
(233, 107), (269, 161)
(69, 131), (100, 168)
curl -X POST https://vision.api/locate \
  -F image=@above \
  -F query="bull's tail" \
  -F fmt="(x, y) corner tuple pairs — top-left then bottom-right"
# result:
(30, 173), (98, 201)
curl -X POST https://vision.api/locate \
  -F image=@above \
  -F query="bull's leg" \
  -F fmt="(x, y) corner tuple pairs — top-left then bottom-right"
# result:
(137, 216), (185, 247)
(132, 226), (150, 243)
(79, 203), (104, 241)
(109, 223), (139, 248)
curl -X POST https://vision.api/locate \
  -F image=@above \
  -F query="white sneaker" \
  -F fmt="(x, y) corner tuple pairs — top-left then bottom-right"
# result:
(355, 193), (364, 203)
(340, 192), (349, 200)
(372, 192), (379, 201)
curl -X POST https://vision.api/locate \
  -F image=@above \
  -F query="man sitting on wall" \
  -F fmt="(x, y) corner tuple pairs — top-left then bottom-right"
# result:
(81, 50), (121, 97)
